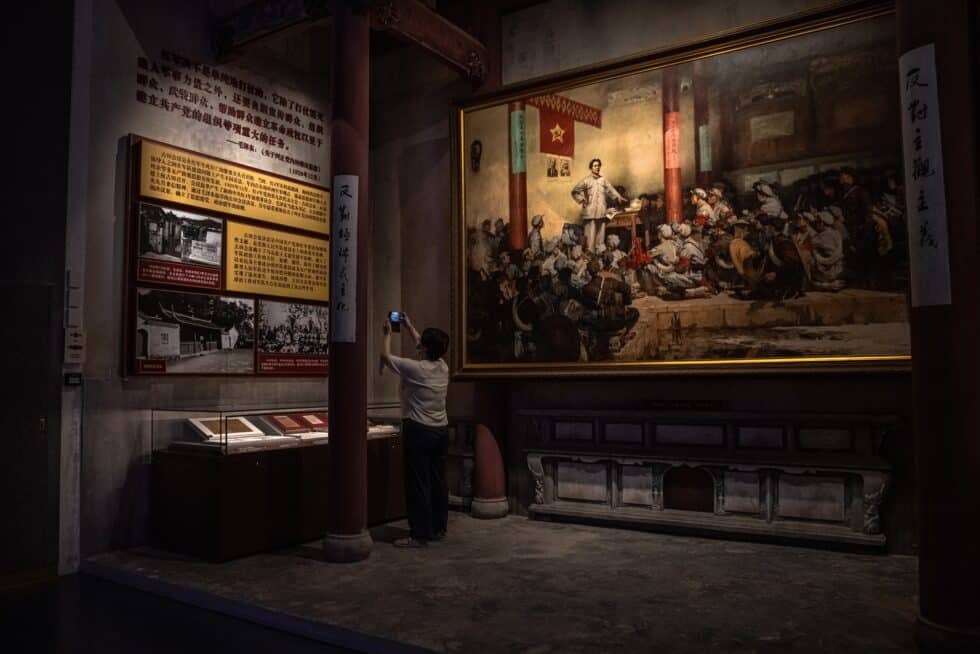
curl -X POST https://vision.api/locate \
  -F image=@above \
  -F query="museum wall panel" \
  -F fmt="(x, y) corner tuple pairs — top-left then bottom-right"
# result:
(444, 0), (913, 551)
(69, 0), (918, 557)
(355, 0), (917, 552)
(75, 0), (333, 556)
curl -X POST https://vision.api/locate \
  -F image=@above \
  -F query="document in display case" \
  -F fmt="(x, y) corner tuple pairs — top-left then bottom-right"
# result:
(260, 412), (329, 442)
(152, 405), (331, 454)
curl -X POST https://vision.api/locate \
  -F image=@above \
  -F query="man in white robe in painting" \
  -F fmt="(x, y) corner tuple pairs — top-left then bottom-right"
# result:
(571, 158), (627, 255)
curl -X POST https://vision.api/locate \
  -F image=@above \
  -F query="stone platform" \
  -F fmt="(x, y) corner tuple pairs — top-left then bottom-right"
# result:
(616, 289), (909, 360)
(83, 513), (917, 653)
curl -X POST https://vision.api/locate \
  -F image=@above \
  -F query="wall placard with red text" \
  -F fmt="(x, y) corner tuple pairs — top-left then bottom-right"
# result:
(124, 136), (330, 377)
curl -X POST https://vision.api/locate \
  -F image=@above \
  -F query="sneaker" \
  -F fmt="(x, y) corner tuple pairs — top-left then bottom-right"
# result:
(431, 530), (446, 542)
(393, 537), (427, 548)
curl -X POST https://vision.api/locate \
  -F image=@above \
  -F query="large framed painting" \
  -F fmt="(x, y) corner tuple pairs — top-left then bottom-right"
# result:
(452, 3), (911, 377)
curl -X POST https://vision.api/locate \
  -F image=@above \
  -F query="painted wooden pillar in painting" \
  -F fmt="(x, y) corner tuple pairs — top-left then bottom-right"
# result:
(718, 79), (737, 174)
(661, 68), (682, 223)
(508, 100), (528, 251)
(693, 65), (712, 188)
(897, 0), (980, 649)
(323, 0), (372, 563)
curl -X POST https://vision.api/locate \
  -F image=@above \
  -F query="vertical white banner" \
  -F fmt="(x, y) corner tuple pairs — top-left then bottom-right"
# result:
(697, 124), (712, 173)
(510, 107), (526, 173)
(330, 174), (358, 342)
(899, 44), (952, 307)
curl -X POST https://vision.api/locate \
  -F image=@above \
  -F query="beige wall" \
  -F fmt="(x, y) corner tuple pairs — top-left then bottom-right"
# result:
(464, 71), (709, 240)
(368, 43), (473, 415)
(501, 0), (843, 84)
(73, 0), (332, 556)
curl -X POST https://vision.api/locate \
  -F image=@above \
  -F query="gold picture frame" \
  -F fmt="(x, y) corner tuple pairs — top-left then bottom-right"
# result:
(451, 1), (911, 378)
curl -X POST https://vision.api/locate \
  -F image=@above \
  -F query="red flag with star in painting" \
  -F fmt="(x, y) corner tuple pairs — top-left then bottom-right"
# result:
(539, 106), (574, 158)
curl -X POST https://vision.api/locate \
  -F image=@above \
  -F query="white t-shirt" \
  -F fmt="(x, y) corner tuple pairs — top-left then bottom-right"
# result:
(387, 355), (449, 427)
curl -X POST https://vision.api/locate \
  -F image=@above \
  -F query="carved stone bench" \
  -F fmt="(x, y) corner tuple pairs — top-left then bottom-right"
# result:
(519, 409), (893, 548)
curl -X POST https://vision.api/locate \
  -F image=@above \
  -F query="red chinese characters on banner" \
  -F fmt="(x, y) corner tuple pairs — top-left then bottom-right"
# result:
(539, 106), (575, 158)
(664, 112), (681, 169)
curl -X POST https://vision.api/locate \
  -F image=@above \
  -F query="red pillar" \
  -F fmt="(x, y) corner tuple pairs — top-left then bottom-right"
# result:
(507, 100), (528, 251)
(662, 69), (682, 223)
(471, 424), (508, 518)
(897, 0), (980, 649)
(692, 67), (712, 188)
(324, 0), (372, 562)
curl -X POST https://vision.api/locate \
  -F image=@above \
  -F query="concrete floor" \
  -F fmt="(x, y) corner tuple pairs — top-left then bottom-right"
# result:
(85, 513), (918, 653)
(0, 574), (351, 654)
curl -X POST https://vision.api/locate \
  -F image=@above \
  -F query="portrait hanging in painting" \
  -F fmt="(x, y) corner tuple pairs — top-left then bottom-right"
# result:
(453, 7), (911, 376)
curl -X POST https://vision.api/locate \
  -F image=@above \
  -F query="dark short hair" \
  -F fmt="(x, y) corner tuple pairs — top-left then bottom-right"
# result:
(420, 327), (449, 360)
(589, 158), (602, 169)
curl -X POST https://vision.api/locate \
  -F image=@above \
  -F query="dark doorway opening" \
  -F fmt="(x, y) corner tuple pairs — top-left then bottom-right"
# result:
(137, 329), (148, 357)
(663, 466), (714, 512)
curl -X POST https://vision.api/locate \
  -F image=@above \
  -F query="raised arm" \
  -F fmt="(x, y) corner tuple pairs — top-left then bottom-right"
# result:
(402, 313), (421, 345)
(380, 319), (394, 374)
(605, 178), (627, 204)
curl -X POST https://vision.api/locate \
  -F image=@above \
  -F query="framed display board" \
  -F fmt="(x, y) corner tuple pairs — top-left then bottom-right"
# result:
(124, 136), (330, 376)
(452, 2), (912, 377)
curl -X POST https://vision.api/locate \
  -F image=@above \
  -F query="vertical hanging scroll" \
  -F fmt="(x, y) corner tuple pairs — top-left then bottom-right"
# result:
(899, 44), (951, 308)
(330, 175), (358, 342)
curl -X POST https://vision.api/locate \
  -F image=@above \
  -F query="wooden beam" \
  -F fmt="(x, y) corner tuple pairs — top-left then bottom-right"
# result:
(370, 0), (489, 84)
(213, 0), (330, 60)
(214, 0), (492, 85)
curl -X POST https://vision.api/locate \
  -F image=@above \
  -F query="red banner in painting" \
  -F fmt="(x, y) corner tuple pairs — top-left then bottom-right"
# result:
(527, 94), (602, 128)
(539, 106), (575, 158)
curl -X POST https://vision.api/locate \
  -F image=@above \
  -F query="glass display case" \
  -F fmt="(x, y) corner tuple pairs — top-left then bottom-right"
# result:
(151, 404), (399, 454)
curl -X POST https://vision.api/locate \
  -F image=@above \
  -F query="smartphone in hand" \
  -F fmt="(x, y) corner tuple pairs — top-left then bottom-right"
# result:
(389, 311), (402, 333)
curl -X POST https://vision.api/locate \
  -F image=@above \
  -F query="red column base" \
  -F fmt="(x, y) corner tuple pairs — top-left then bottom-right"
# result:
(471, 497), (509, 519)
(323, 530), (372, 562)
(472, 424), (508, 519)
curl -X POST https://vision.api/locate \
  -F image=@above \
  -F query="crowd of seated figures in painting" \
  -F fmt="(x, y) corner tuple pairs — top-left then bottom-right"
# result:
(467, 165), (907, 363)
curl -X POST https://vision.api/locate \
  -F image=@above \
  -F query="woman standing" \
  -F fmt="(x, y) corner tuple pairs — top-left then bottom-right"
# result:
(381, 314), (450, 548)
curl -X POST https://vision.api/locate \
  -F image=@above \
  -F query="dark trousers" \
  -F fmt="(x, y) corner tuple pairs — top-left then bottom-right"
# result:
(401, 419), (449, 541)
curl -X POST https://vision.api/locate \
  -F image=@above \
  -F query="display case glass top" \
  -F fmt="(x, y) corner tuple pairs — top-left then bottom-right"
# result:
(151, 404), (398, 455)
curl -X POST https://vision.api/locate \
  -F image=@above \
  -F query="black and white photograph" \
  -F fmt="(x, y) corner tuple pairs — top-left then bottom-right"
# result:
(139, 201), (223, 267)
(257, 300), (329, 355)
(135, 288), (254, 373)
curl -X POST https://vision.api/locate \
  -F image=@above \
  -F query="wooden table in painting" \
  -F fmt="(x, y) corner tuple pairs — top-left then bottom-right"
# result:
(608, 208), (641, 250)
